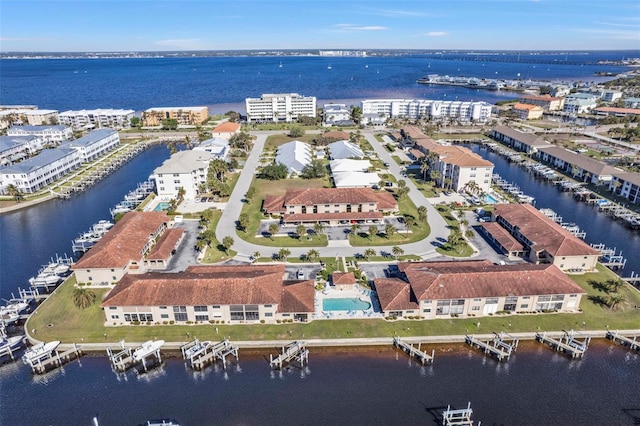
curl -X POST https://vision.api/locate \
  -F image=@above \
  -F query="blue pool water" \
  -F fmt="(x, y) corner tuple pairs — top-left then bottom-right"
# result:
(154, 202), (170, 211)
(483, 194), (498, 204)
(323, 298), (371, 311)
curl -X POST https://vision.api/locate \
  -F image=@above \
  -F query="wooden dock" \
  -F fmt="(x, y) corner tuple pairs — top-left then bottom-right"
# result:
(465, 332), (518, 361)
(442, 401), (474, 426)
(269, 341), (308, 370)
(183, 339), (239, 370)
(27, 343), (83, 374)
(606, 330), (640, 351)
(535, 330), (590, 359)
(107, 341), (134, 372)
(392, 337), (435, 365)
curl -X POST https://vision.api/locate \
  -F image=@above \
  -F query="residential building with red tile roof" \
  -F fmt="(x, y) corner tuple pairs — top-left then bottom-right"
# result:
(72, 211), (182, 285)
(519, 94), (564, 111)
(211, 121), (241, 139)
(101, 264), (315, 325)
(403, 126), (494, 193)
(263, 187), (397, 225)
(593, 107), (640, 117)
(489, 204), (600, 273)
(331, 272), (357, 291)
(373, 260), (585, 319)
(512, 103), (544, 120)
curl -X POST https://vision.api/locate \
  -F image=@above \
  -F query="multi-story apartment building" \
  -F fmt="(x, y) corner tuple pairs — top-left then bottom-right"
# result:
(263, 187), (397, 225)
(374, 260), (586, 319)
(361, 99), (493, 123)
(490, 126), (551, 154)
(519, 94), (564, 111)
(404, 126), (494, 193)
(512, 103), (544, 120)
(60, 129), (120, 162)
(609, 172), (640, 204)
(0, 147), (82, 194)
(0, 136), (44, 165)
(6, 125), (73, 145)
(152, 150), (214, 200)
(245, 93), (316, 123)
(59, 109), (135, 130)
(141, 107), (209, 127)
(101, 264), (315, 325)
(535, 146), (620, 185)
(323, 103), (352, 125)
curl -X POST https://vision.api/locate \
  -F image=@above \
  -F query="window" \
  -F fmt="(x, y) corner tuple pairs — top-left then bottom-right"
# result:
(173, 306), (188, 322)
(569, 294), (577, 298)
(264, 304), (273, 308)
(194, 306), (207, 312)
(161, 314), (169, 319)
(551, 295), (564, 301)
(504, 296), (518, 312)
(265, 312), (273, 317)
(422, 308), (431, 313)
(520, 304), (529, 309)
(111, 315), (119, 320)
(195, 315), (209, 322)
(486, 298), (499, 304)
(212, 305), (221, 309)
(109, 307), (117, 310)
(160, 306), (167, 309)
(472, 306), (480, 311)
(472, 298), (482, 302)
(436, 299), (464, 315)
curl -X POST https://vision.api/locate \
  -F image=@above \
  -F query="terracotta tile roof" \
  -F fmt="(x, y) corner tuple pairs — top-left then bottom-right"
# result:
(389, 259), (586, 301)
(480, 222), (524, 252)
(322, 131), (350, 140)
(373, 277), (418, 311)
(409, 148), (425, 159)
(263, 194), (286, 214)
(513, 103), (542, 111)
(283, 188), (382, 206)
(594, 107), (640, 115)
(212, 121), (241, 133)
(147, 228), (184, 260)
(102, 264), (314, 313)
(493, 204), (600, 257)
(520, 94), (562, 102)
(283, 212), (383, 223)
(332, 272), (356, 285)
(73, 212), (170, 270)
(433, 145), (494, 168)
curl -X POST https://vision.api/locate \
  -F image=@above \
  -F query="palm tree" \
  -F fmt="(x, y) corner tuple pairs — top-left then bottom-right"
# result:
(73, 287), (96, 309)
(417, 206), (427, 222)
(419, 158), (430, 181)
(404, 217), (416, 229)
(222, 236), (234, 254)
(313, 222), (324, 236)
(384, 223), (396, 238)
(5, 184), (22, 201)
(392, 246), (404, 260)
(447, 230), (465, 248)
(368, 225), (378, 240)
(351, 223), (360, 236)
(278, 248), (291, 262)
(252, 251), (261, 262)
(606, 293), (625, 310)
(306, 249), (320, 262)
(268, 222), (279, 240)
(296, 224), (307, 239)
(605, 279), (624, 293)
(363, 248), (376, 261)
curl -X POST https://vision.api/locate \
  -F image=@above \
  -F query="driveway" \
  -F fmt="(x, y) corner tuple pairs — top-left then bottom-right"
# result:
(165, 219), (201, 272)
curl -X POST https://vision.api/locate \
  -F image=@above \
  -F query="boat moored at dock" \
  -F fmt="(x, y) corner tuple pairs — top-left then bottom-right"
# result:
(22, 340), (61, 365)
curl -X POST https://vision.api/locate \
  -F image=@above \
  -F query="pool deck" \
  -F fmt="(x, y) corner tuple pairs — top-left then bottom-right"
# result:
(314, 286), (382, 320)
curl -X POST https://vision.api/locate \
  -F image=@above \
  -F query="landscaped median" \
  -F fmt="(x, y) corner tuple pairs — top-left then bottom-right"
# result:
(26, 264), (640, 346)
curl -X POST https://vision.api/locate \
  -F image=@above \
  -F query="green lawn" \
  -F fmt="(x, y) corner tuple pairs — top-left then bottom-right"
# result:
(264, 134), (317, 151)
(434, 203), (474, 257)
(26, 264), (640, 345)
(201, 209), (238, 263)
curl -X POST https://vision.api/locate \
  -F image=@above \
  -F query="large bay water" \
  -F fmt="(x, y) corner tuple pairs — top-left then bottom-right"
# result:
(1, 51), (640, 424)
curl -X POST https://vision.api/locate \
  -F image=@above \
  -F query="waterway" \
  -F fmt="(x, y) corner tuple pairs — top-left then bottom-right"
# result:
(0, 143), (639, 424)
(469, 144), (640, 276)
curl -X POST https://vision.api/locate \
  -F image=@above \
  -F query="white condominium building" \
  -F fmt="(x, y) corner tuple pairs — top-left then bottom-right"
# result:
(59, 108), (135, 130)
(245, 93), (316, 123)
(0, 136), (43, 166)
(60, 129), (120, 162)
(6, 125), (73, 145)
(152, 150), (214, 201)
(0, 147), (82, 194)
(361, 99), (493, 123)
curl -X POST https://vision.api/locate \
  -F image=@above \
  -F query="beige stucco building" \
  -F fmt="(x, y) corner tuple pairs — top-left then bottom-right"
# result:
(142, 106), (209, 126)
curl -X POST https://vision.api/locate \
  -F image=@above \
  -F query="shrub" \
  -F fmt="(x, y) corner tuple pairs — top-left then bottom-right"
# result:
(186, 321), (193, 324)
(260, 320), (265, 324)
(163, 321), (168, 325)
(277, 320), (282, 324)
(132, 321), (140, 325)
(169, 320), (175, 325)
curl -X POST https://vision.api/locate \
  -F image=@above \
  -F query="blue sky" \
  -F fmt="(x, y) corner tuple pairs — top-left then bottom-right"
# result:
(1, 0), (639, 52)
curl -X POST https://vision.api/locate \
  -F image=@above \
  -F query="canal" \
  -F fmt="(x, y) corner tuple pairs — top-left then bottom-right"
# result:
(468, 144), (640, 277)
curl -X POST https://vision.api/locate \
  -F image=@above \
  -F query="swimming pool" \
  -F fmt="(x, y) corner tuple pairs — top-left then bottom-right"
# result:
(483, 194), (498, 204)
(154, 202), (170, 211)
(323, 298), (371, 311)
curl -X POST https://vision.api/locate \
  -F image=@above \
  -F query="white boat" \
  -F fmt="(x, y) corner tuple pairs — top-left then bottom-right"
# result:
(0, 300), (29, 315)
(132, 340), (165, 362)
(0, 335), (24, 353)
(22, 340), (60, 365)
(0, 311), (20, 325)
(184, 340), (211, 360)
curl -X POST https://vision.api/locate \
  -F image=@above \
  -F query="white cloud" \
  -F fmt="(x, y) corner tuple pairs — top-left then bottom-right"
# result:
(425, 32), (448, 37)
(332, 24), (388, 32)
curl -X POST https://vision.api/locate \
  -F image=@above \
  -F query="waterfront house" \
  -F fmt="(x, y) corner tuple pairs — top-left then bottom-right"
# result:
(72, 212), (180, 285)
(193, 137), (229, 160)
(211, 121), (241, 139)
(490, 126), (551, 155)
(484, 203), (600, 273)
(0, 146), (81, 194)
(373, 260), (586, 319)
(405, 126), (493, 193)
(60, 129), (120, 162)
(535, 146), (620, 185)
(245, 93), (316, 123)
(512, 103), (544, 120)
(519, 94), (564, 111)
(323, 103), (353, 126)
(562, 93), (598, 114)
(152, 150), (214, 201)
(274, 140), (312, 176)
(0, 135), (43, 165)
(263, 187), (397, 225)
(59, 109), (135, 130)
(609, 171), (640, 204)
(141, 107), (208, 127)
(6, 125), (73, 145)
(101, 264), (315, 325)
